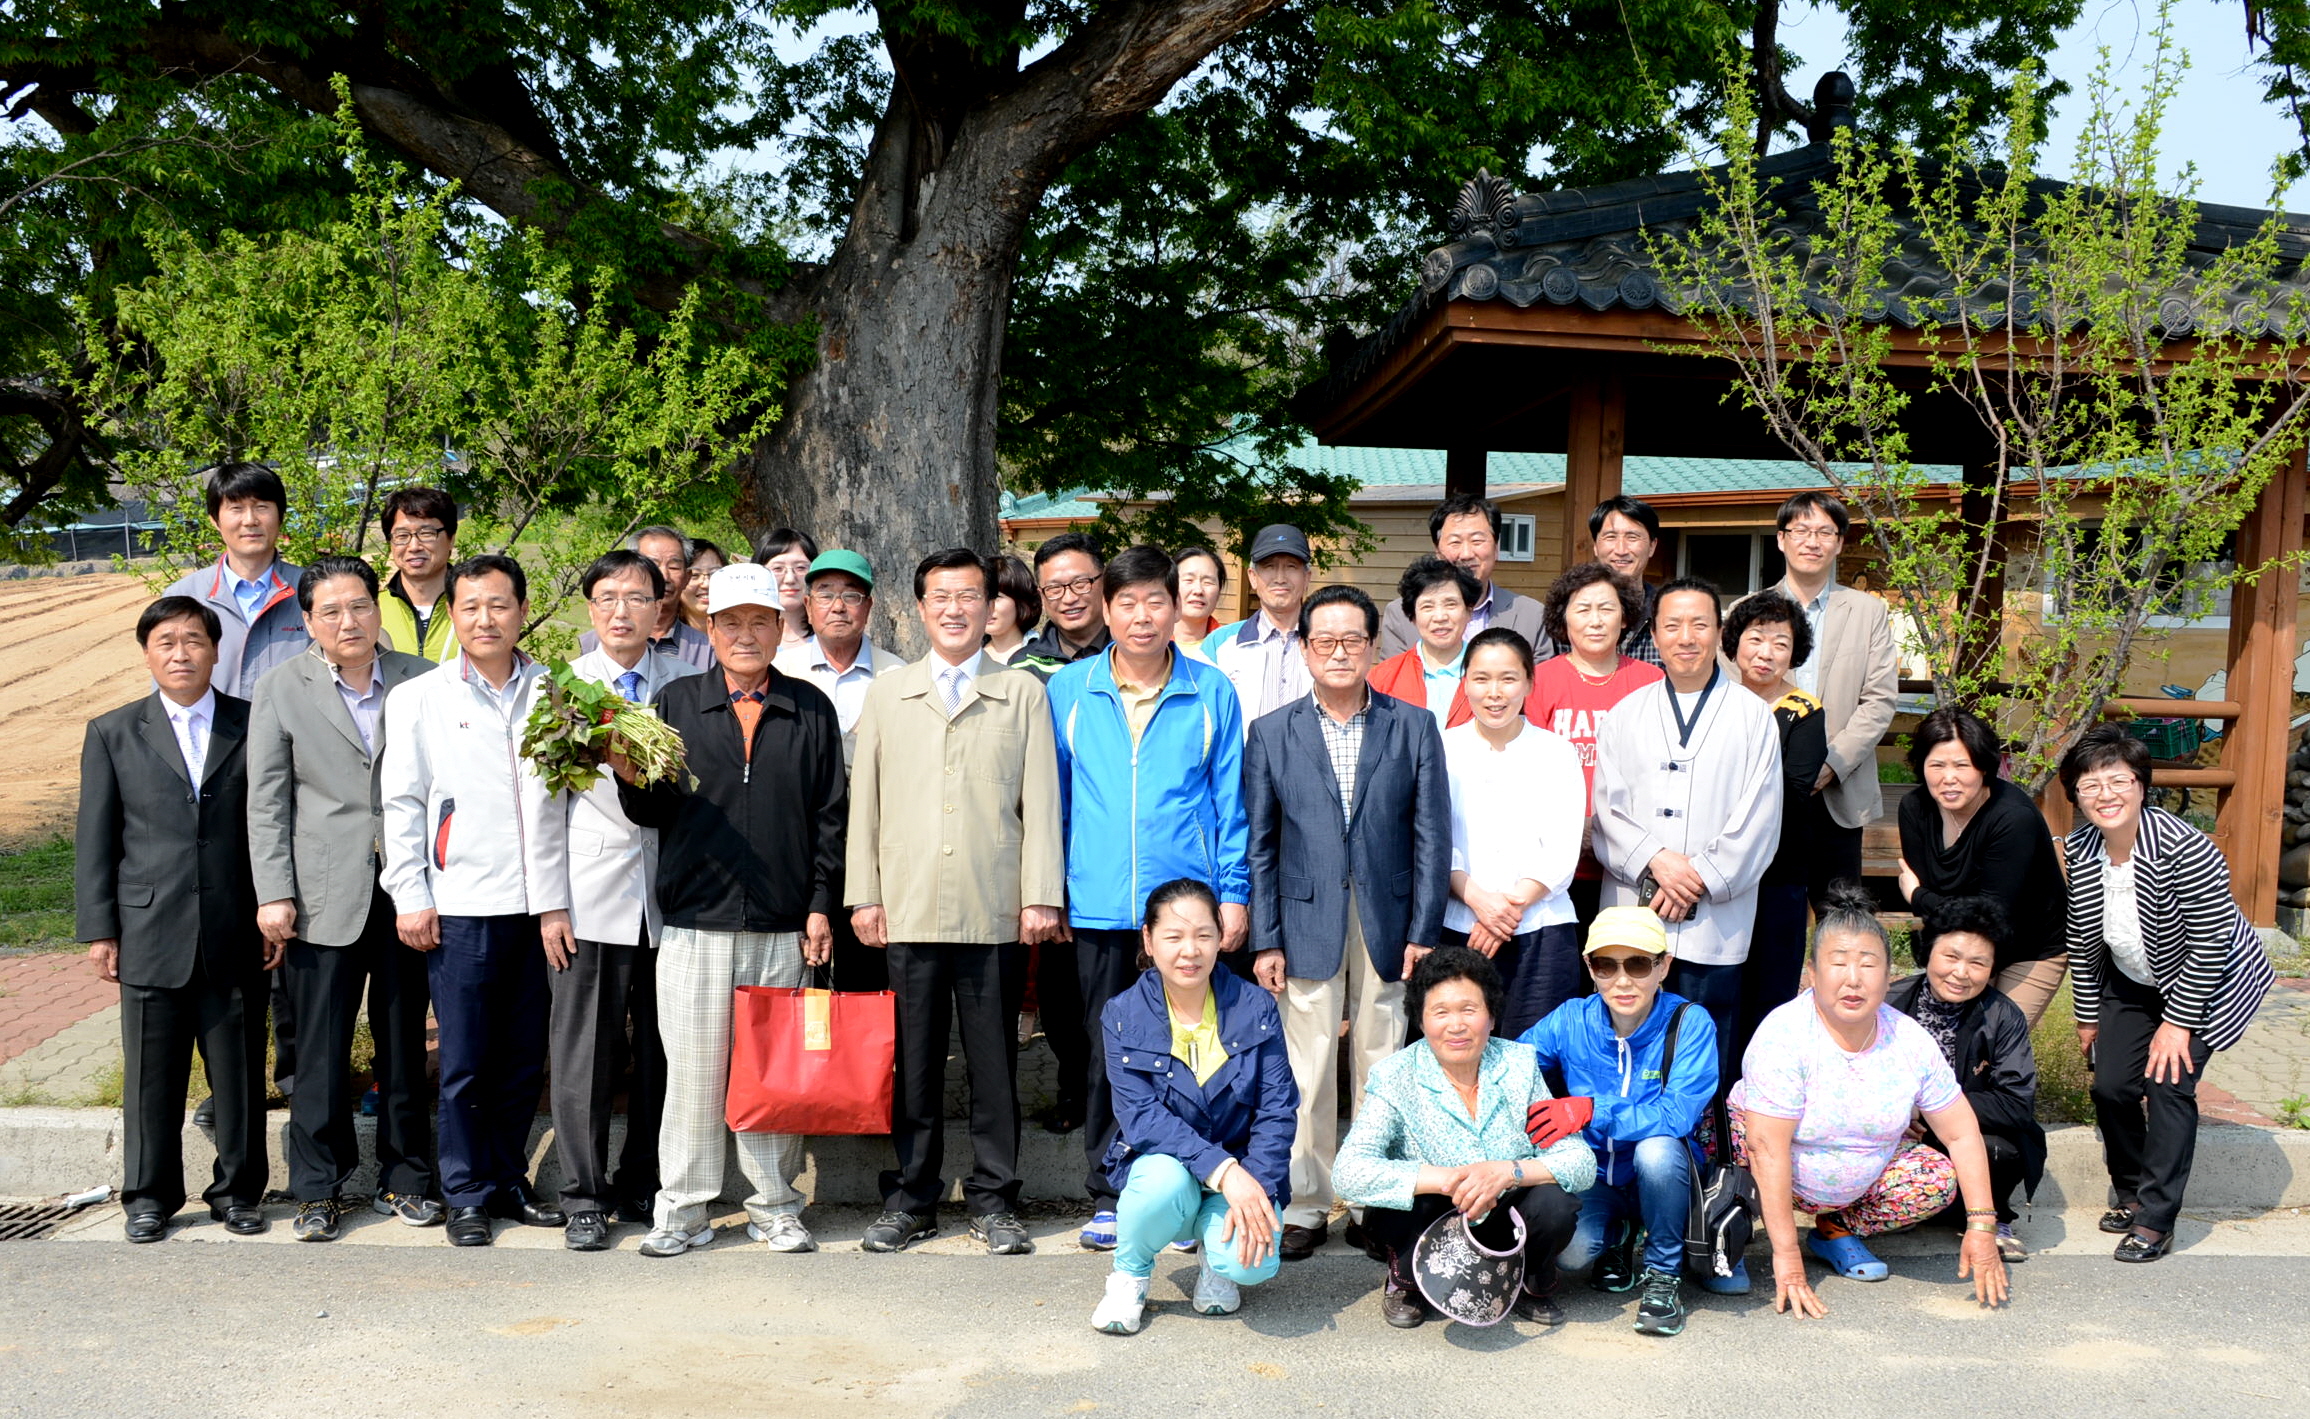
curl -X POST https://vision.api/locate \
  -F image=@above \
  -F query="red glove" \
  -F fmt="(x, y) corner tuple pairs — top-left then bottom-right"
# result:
(1525, 1096), (1594, 1149)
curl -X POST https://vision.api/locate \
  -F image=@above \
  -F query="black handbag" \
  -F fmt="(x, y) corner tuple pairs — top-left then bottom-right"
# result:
(1655, 1003), (1760, 1282)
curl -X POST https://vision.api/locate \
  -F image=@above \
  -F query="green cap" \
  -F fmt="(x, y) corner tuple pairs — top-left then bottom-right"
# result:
(804, 549), (875, 589)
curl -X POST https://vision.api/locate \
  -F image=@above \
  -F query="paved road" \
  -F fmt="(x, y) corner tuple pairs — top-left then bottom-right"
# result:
(5, 1206), (2306, 1418)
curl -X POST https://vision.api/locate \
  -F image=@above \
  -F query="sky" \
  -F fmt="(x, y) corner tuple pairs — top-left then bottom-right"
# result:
(1781, 0), (2302, 209)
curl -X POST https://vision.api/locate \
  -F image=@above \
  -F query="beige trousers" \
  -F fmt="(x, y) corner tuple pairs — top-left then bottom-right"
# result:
(1996, 955), (2069, 1032)
(1278, 898), (1405, 1228)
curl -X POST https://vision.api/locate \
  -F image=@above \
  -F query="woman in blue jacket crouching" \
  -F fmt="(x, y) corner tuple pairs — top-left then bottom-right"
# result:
(1091, 878), (1298, 1335)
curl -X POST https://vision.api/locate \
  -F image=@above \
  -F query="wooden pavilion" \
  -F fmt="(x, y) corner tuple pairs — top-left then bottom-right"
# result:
(1295, 78), (2308, 924)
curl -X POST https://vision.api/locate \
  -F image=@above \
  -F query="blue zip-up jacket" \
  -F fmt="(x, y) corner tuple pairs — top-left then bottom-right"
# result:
(1100, 967), (1298, 1202)
(1518, 992), (1717, 1187)
(1046, 648), (1248, 928)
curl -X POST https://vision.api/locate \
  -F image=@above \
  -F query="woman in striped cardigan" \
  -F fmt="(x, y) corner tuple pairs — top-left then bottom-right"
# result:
(2061, 725), (2277, 1262)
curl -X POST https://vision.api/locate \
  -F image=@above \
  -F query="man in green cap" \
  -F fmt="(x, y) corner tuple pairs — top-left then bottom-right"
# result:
(776, 548), (895, 990)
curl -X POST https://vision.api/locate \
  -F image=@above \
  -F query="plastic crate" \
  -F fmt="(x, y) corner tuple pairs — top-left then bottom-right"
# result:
(2122, 716), (2202, 760)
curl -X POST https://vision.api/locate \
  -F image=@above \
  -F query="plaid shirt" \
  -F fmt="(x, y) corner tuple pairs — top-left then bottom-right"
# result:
(1622, 583), (1664, 667)
(1315, 691), (1370, 829)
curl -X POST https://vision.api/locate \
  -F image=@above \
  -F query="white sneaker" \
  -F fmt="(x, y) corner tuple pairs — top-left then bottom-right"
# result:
(638, 1224), (714, 1257)
(1190, 1255), (1241, 1316)
(1091, 1271), (1151, 1335)
(748, 1213), (817, 1253)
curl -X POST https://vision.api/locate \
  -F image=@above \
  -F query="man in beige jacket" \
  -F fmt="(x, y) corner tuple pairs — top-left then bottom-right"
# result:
(847, 548), (1067, 1257)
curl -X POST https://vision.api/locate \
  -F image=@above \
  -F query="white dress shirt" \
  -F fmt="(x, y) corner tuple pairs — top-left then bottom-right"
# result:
(162, 688), (217, 785)
(928, 648), (983, 717)
(2097, 849), (2155, 985)
(1442, 721), (1586, 935)
(775, 636), (895, 768)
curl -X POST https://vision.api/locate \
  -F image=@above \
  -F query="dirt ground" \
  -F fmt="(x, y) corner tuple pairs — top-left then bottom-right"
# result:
(0, 573), (164, 844)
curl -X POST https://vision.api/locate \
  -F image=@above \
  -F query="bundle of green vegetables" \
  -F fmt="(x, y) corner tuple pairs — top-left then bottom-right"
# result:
(520, 662), (694, 795)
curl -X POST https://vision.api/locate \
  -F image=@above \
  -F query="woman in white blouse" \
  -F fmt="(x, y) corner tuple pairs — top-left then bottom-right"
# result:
(2060, 725), (2275, 1263)
(1439, 628), (1587, 1038)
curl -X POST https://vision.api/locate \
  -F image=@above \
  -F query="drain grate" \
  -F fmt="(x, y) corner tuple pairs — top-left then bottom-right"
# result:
(0, 1203), (74, 1242)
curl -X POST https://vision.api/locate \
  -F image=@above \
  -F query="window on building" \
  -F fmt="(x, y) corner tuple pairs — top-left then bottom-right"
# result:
(1677, 531), (1784, 596)
(1498, 512), (1536, 563)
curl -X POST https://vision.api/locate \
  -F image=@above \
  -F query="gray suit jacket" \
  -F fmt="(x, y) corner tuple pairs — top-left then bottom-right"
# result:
(245, 645), (435, 946)
(1379, 582), (1556, 662)
(1734, 581), (1898, 831)
(75, 692), (262, 989)
(1243, 692), (1451, 983)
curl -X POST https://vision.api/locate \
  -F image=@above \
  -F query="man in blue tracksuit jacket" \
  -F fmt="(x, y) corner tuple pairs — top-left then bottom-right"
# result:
(1045, 545), (1249, 1246)
(1520, 906), (1719, 1336)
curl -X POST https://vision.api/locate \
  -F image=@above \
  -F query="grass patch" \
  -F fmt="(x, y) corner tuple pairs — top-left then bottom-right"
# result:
(2031, 979), (2095, 1125)
(0, 835), (78, 952)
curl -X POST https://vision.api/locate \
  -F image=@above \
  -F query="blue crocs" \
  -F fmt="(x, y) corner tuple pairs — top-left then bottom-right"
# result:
(1806, 1230), (1889, 1281)
(1697, 1258), (1751, 1295)
(1079, 1209), (1119, 1251)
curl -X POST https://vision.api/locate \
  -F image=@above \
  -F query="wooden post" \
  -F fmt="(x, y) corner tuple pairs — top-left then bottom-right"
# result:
(2215, 445), (2305, 924)
(1563, 373), (1625, 570)
(1445, 446), (1487, 501)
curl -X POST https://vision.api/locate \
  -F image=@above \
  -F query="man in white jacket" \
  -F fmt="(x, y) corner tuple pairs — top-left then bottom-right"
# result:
(550, 550), (702, 1251)
(1593, 576), (1781, 1096)
(380, 553), (573, 1247)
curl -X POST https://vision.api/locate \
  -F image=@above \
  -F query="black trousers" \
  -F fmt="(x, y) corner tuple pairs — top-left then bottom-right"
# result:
(826, 872), (889, 994)
(281, 887), (437, 1201)
(1807, 823), (1864, 908)
(1074, 927), (1145, 1204)
(2090, 967), (2214, 1234)
(269, 970), (297, 1089)
(1362, 1183), (1582, 1292)
(882, 941), (1027, 1217)
(1737, 881), (1814, 1071)
(547, 937), (666, 1214)
(1038, 943), (1089, 1119)
(428, 914), (550, 1208)
(1925, 1127), (2030, 1225)
(120, 956), (267, 1217)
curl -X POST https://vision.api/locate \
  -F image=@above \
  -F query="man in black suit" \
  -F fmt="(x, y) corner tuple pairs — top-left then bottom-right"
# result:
(76, 596), (280, 1241)
(1245, 584), (1451, 1261)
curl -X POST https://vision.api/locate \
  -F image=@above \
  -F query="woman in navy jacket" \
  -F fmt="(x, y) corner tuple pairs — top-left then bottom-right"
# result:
(1090, 879), (1298, 1336)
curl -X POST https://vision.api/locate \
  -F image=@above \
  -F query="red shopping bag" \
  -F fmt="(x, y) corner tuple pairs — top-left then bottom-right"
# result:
(725, 985), (895, 1135)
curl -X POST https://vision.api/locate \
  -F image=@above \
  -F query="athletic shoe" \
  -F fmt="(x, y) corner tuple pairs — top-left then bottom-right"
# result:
(371, 1190), (445, 1226)
(1633, 1268), (1687, 1336)
(292, 1198), (344, 1243)
(1996, 1222), (2028, 1264)
(639, 1224), (715, 1257)
(1589, 1218), (1638, 1292)
(750, 1212), (817, 1253)
(971, 1212), (1035, 1256)
(1079, 1210), (1118, 1251)
(563, 1211), (611, 1252)
(1091, 1271), (1151, 1335)
(1190, 1255), (1241, 1316)
(860, 1210), (937, 1253)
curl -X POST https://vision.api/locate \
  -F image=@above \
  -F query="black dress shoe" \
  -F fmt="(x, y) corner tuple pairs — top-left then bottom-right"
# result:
(1381, 1277), (1427, 1328)
(191, 1095), (216, 1130)
(486, 1183), (566, 1228)
(2114, 1229), (2172, 1263)
(446, 1207), (494, 1247)
(2099, 1205), (2138, 1234)
(1279, 1220), (1328, 1261)
(209, 1204), (267, 1235)
(564, 1211), (611, 1252)
(124, 1210), (169, 1243)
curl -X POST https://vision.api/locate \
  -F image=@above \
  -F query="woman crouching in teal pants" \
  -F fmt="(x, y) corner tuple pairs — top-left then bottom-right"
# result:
(1090, 878), (1299, 1335)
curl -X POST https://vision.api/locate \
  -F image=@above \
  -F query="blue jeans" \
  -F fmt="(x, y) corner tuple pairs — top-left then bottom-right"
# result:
(1558, 1134), (1692, 1277)
(1114, 1154), (1281, 1285)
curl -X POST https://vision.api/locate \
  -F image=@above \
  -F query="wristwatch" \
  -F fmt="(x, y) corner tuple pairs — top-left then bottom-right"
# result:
(1510, 1161), (1526, 1186)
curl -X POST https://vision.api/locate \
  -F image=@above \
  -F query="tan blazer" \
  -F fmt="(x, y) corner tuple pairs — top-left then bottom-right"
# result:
(1744, 580), (1898, 831)
(843, 653), (1067, 943)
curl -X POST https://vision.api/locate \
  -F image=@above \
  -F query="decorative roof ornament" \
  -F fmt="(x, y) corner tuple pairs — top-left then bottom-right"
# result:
(1446, 168), (1521, 248)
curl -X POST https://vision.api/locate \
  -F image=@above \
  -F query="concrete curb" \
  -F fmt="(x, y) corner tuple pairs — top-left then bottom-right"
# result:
(3, 1105), (2305, 1212)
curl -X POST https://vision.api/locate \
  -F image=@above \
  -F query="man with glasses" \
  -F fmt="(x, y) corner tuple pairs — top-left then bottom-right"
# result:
(1243, 584), (1449, 1262)
(548, 550), (704, 1250)
(1013, 532), (1111, 680)
(1207, 523), (1317, 728)
(378, 487), (460, 662)
(1737, 492), (1897, 903)
(247, 556), (442, 1240)
(845, 549), (1066, 1256)
(582, 526), (716, 671)
(1522, 907), (1721, 1331)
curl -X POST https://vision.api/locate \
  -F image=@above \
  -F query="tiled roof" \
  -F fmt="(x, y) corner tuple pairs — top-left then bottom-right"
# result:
(1306, 138), (2310, 418)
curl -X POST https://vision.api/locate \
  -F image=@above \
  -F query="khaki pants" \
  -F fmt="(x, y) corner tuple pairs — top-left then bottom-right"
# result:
(1279, 900), (1404, 1229)
(1996, 956), (2069, 1032)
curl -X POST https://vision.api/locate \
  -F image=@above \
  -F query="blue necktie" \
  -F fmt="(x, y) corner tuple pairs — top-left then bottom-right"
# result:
(616, 671), (644, 703)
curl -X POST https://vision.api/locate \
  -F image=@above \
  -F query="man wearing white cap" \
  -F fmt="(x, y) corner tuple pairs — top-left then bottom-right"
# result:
(610, 561), (848, 1258)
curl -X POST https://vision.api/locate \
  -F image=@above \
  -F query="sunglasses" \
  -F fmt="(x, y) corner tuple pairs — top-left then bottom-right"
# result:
(1586, 952), (1660, 981)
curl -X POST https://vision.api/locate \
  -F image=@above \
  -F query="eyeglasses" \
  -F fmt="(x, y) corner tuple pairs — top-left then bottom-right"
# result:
(1781, 524), (1842, 545)
(2075, 774), (2140, 800)
(922, 592), (986, 610)
(388, 527), (448, 548)
(590, 593), (661, 610)
(810, 587), (869, 606)
(1307, 633), (1372, 658)
(310, 600), (377, 624)
(1038, 575), (1100, 601)
(1586, 953), (1660, 980)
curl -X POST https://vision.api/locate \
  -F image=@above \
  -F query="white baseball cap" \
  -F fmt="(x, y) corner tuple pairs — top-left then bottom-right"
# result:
(709, 562), (782, 615)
